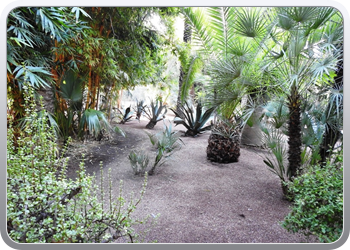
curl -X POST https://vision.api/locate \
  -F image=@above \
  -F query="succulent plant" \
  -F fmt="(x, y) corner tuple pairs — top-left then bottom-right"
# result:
(170, 101), (215, 137)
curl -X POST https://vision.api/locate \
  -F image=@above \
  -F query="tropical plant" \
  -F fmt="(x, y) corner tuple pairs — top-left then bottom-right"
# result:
(143, 99), (167, 129)
(170, 100), (215, 137)
(206, 117), (241, 163)
(146, 121), (184, 175)
(7, 7), (89, 128)
(282, 156), (343, 242)
(181, 7), (343, 175)
(79, 109), (111, 140)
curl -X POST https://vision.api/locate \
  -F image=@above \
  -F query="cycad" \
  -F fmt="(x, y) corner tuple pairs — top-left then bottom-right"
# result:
(206, 117), (241, 163)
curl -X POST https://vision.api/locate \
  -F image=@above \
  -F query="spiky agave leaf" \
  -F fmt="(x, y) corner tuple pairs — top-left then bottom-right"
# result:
(144, 99), (167, 129)
(171, 101), (215, 137)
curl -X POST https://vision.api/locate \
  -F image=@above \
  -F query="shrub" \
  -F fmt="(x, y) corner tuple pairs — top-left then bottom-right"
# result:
(282, 158), (343, 243)
(7, 85), (152, 243)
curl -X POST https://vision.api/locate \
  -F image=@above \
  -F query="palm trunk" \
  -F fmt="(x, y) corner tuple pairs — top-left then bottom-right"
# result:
(287, 83), (302, 180)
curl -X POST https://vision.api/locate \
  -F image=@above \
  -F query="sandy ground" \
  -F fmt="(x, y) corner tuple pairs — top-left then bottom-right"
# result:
(65, 116), (317, 244)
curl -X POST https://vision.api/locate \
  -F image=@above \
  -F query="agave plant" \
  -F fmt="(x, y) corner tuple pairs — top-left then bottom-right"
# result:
(134, 99), (146, 121)
(170, 101), (215, 137)
(206, 117), (241, 163)
(128, 150), (150, 176)
(143, 99), (167, 129)
(116, 106), (133, 124)
(146, 121), (184, 175)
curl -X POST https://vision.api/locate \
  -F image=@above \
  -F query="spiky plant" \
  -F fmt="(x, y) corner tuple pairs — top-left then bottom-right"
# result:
(128, 150), (150, 176)
(143, 100), (167, 129)
(116, 106), (133, 124)
(146, 122), (183, 175)
(287, 82), (302, 180)
(134, 99), (146, 121)
(170, 101), (215, 137)
(206, 118), (241, 163)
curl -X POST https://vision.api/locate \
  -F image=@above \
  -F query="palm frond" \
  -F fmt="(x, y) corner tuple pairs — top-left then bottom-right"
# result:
(234, 7), (267, 39)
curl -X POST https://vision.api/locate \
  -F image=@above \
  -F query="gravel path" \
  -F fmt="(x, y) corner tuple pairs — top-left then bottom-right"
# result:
(66, 116), (317, 243)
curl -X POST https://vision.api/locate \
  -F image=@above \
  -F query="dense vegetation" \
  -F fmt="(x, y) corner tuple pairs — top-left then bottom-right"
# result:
(7, 6), (343, 243)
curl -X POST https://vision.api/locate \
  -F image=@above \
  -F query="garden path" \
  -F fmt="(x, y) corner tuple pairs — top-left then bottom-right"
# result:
(66, 115), (317, 243)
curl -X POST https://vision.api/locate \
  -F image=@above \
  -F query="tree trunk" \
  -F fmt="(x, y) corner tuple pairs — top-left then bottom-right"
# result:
(287, 83), (302, 180)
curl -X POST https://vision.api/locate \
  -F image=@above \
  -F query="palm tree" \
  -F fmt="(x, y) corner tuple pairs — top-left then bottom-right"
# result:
(180, 7), (343, 179)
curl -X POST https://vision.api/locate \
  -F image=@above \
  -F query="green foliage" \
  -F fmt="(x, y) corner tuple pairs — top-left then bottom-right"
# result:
(174, 41), (203, 102)
(282, 157), (343, 242)
(146, 122), (184, 175)
(171, 101), (215, 137)
(211, 116), (241, 139)
(7, 85), (151, 243)
(7, 7), (88, 89)
(55, 69), (84, 140)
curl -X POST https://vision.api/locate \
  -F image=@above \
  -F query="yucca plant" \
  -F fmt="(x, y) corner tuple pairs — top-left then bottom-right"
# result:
(143, 100), (167, 129)
(170, 101), (215, 137)
(206, 117), (241, 163)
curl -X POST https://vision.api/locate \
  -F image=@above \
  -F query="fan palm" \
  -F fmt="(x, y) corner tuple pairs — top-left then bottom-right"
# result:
(182, 7), (343, 181)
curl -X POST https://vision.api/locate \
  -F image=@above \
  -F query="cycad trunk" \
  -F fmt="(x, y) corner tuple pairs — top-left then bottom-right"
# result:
(207, 133), (241, 163)
(287, 83), (302, 180)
